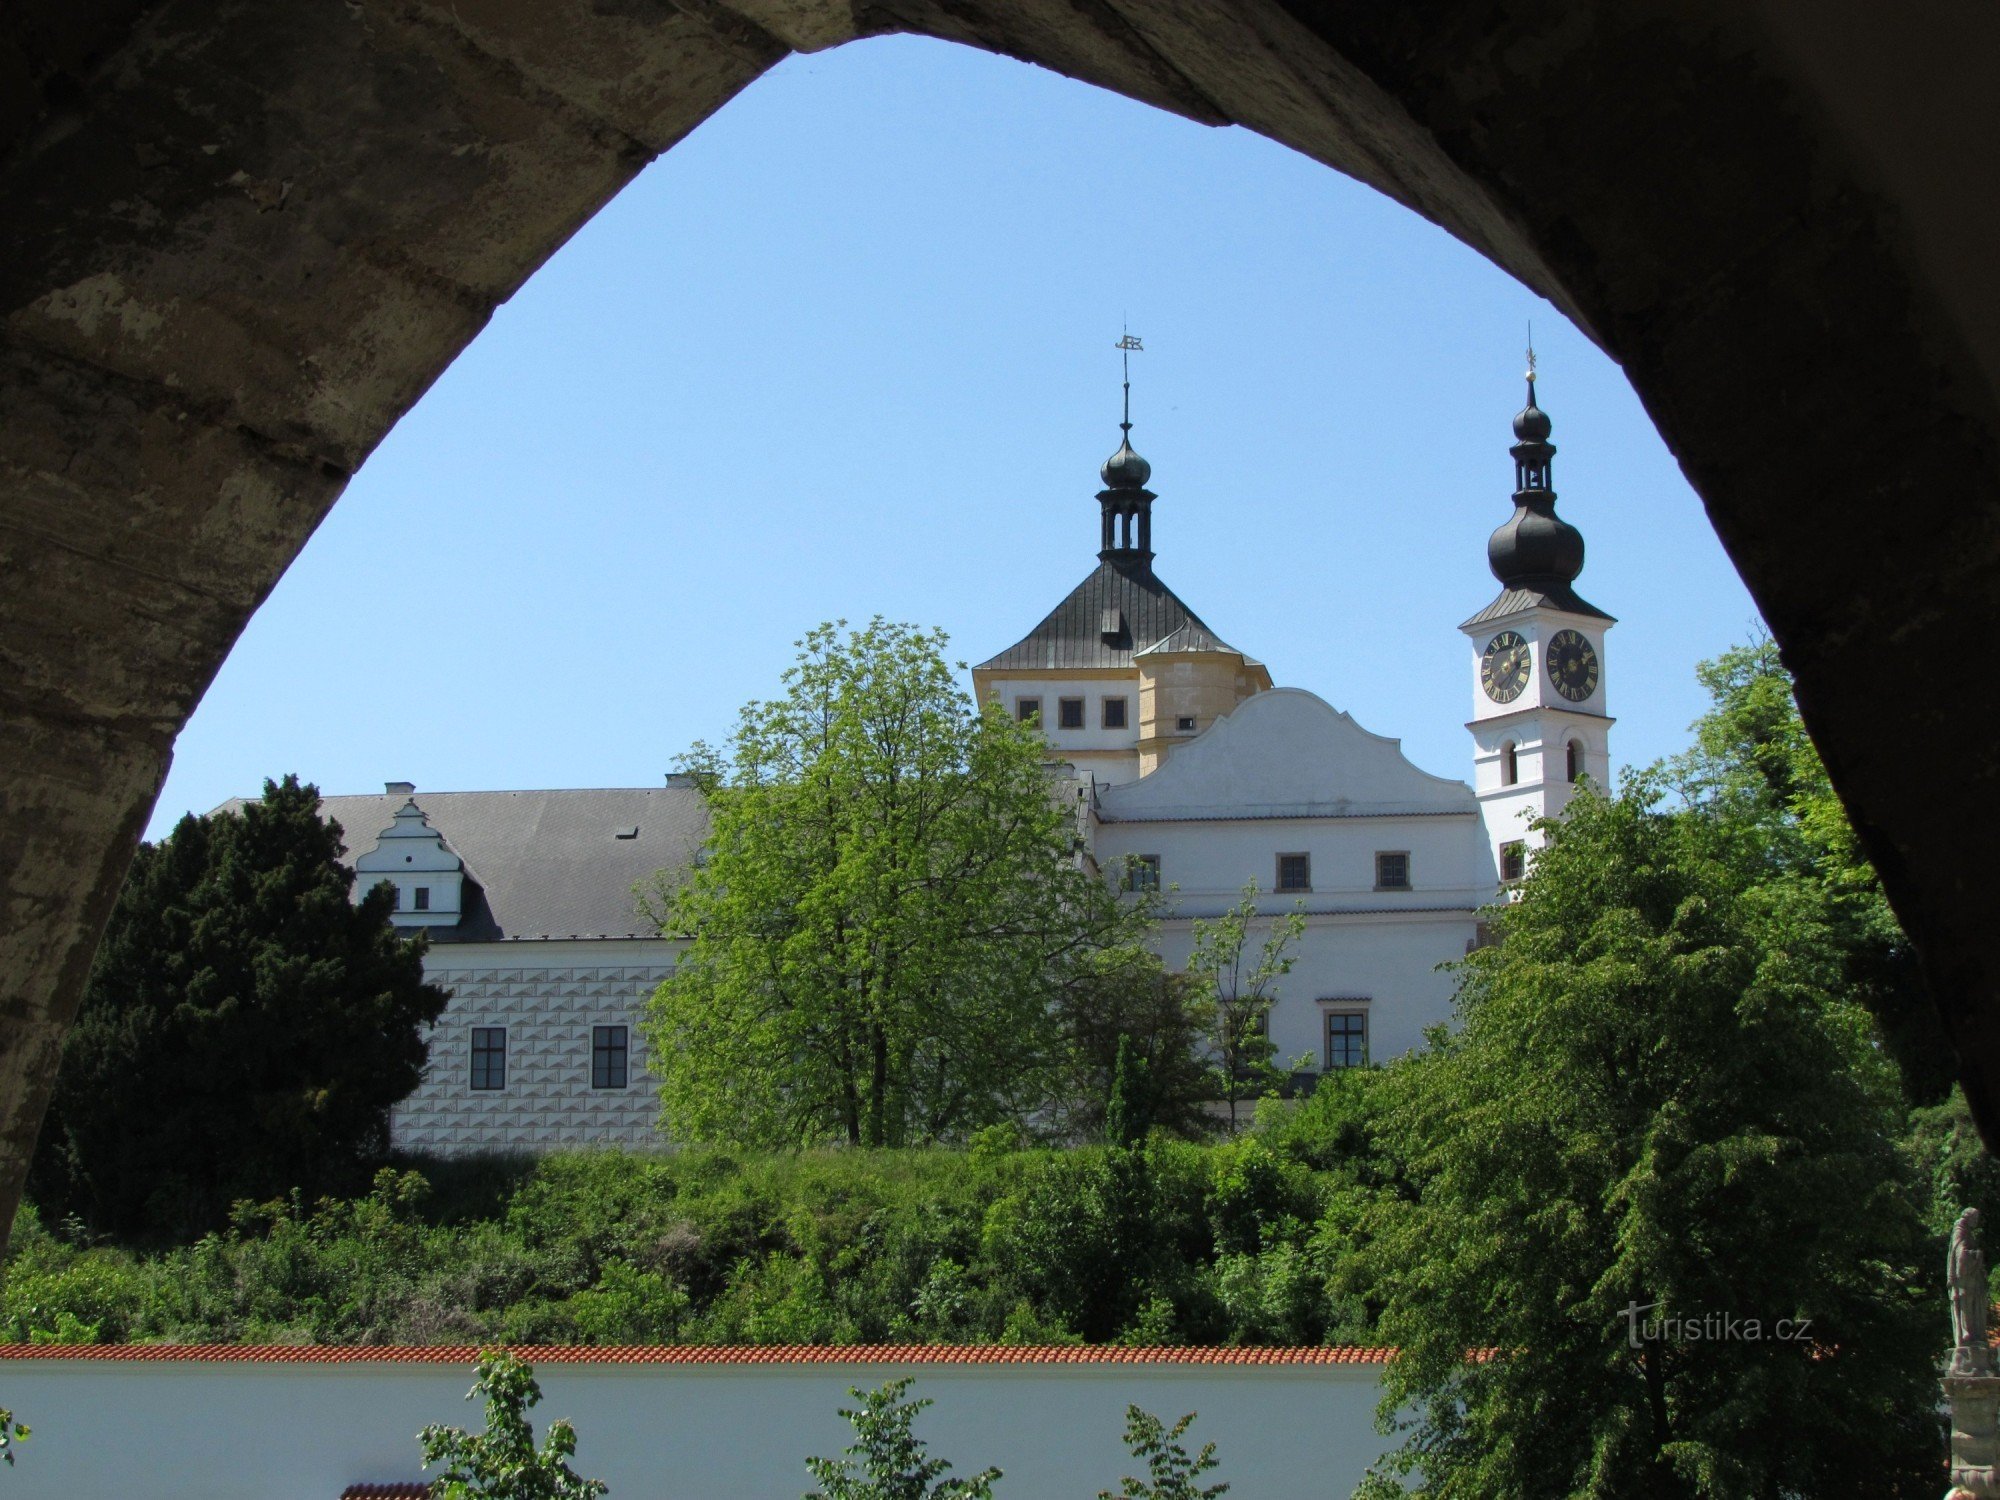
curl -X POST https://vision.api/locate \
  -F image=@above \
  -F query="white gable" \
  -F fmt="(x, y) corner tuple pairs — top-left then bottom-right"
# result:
(1095, 687), (1476, 822)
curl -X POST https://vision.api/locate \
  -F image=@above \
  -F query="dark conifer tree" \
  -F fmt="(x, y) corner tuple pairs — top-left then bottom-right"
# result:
(29, 776), (448, 1243)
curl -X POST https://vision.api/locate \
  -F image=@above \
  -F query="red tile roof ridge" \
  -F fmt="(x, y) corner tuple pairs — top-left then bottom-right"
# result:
(0, 1342), (1393, 1366)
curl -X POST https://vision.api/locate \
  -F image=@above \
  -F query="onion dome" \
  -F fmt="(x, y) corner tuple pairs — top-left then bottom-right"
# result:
(1488, 373), (1586, 590)
(1102, 434), (1152, 489)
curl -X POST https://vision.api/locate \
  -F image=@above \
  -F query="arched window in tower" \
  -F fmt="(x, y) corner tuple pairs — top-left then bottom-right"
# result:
(1567, 739), (1584, 783)
(1500, 741), (1518, 786)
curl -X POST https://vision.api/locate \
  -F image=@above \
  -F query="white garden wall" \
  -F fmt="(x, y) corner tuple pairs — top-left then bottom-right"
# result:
(0, 1346), (1390, 1500)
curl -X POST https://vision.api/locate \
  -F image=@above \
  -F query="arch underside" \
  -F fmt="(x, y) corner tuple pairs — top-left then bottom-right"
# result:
(4, 0), (2000, 1237)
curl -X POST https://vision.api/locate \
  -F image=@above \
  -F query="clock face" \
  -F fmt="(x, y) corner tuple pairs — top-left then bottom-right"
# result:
(1546, 629), (1600, 702)
(1480, 631), (1531, 704)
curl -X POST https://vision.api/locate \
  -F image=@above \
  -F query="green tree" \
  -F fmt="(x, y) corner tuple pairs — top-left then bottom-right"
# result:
(1663, 635), (1951, 1102)
(1098, 1407), (1226, 1500)
(805, 1377), (1000, 1500)
(420, 1349), (606, 1500)
(1057, 948), (1216, 1145)
(1186, 885), (1306, 1130)
(1352, 786), (1940, 1499)
(28, 776), (448, 1243)
(643, 620), (1142, 1148)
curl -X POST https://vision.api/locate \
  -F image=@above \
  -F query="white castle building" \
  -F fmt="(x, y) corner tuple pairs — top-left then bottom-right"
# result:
(295, 370), (1610, 1154)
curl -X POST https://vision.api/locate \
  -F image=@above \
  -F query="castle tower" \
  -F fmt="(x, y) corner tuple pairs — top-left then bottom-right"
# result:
(972, 340), (1269, 784)
(1459, 358), (1616, 883)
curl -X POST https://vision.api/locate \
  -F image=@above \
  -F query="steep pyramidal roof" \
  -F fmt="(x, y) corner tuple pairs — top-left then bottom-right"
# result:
(979, 360), (1255, 672)
(973, 556), (1254, 671)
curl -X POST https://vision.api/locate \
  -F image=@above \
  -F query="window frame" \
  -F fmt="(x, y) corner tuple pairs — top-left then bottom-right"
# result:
(1101, 695), (1128, 730)
(1567, 739), (1584, 783)
(470, 1026), (507, 1091)
(1057, 696), (1086, 730)
(1275, 852), (1312, 893)
(1374, 850), (1412, 891)
(1174, 715), (1197, 733)
(1500, 740), (1519, 786)
(1123, 854), (1162, 894)
(413, 885), (430, 911)
(1499, 840), (1527, 884)
(1322, 1007), (1369, 1070)
(1015, 696), (1042, 725)
(591, 1024), (629, 1090)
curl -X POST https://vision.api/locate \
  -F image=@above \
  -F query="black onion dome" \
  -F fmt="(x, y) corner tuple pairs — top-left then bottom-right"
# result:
(1101, 436), (1152, 489)
(1487, 501), (1585, 588)
(1513, 396), (1552, 442)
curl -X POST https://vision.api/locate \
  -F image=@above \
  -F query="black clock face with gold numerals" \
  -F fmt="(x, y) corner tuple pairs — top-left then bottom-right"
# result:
(1546, 629), (1600, 702)
(1480, 630), (1532, 704)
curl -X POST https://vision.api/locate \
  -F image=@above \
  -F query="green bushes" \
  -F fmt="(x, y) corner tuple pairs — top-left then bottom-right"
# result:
(6, 1120), (1388, 1347)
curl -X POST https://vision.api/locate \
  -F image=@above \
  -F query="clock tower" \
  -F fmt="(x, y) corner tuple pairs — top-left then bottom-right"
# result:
(1460, 361), (1615, 884)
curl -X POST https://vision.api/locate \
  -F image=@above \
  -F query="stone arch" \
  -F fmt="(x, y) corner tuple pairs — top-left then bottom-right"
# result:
(6, 1), (2000, 1238)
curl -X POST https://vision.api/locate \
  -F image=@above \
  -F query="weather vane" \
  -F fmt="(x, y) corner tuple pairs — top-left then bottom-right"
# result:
(1116, 330), (1144, 432)
(1526, 322), (1537, 385)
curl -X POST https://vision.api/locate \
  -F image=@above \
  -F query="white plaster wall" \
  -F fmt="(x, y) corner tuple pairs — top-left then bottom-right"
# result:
(0, 1356), (1390, 1500)
(1097, 814), (1488, 915)
(989, 675), (1145, 780)
(1152, 909), (1473, 1069)
(395, 939), (683, 1155)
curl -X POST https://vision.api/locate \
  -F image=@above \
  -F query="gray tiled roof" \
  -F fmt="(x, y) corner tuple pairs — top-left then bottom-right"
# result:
(1460, 584), (1615, 630)
(214, 787), (709, 942)
(974, 559), (1250, 671)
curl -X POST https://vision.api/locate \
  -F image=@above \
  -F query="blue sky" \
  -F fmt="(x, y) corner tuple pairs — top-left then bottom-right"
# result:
(145, 35), (1762, 841)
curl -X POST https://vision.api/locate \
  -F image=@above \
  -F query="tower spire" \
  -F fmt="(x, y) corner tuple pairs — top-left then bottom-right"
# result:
(1487, 354), (1583, 593)
(1100, 332), (1156, 568)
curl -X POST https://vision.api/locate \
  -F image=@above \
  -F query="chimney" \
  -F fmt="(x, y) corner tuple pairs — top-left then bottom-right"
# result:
(385, 781), (416, 795)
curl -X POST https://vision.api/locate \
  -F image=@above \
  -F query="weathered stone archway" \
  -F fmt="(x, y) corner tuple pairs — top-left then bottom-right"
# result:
(6, 0), (2000, 1238)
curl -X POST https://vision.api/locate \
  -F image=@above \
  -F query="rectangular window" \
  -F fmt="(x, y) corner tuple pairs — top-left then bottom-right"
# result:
(1123, 854), (1162, 893)
(389, 885), (401, 911)
(1375, 851), (1411, 890)
(1276, 853), (1311, 893)
(470, 1027), (507, 1091)
(1174, 715), (1197, 733)
(1016, 697), (1041, 724)
(1101, 696), (1128, 730)
(1326, 1012), (1368, 1070)
(592, 1025), (629, 1090)
(1058, 697), (1085, 730)
(413, 886), (430, 911)
(1499, 841), (1527, 883)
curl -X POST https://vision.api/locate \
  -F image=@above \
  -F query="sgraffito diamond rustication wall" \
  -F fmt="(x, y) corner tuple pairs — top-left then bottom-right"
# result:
(393, 962), (670, 1155)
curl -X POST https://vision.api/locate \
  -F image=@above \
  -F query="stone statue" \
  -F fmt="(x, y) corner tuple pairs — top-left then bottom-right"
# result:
(1954, 1207), (1991, 1377)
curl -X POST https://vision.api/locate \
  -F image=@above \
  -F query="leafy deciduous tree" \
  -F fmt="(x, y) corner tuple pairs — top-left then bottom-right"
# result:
(1058, 949), (1216, 1145)
(1186, 886), (1306, 1130)
(643, 620), (1144, 1148)
(1352, 786), (1940, 1500)
(805, 1377), (1000, 1500)
(28, 776), (448, 1243)
(1662, 635), (1951, 1103)
(420, 1348), (606, 1500)
(1098, 1407), (1227, 1500)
